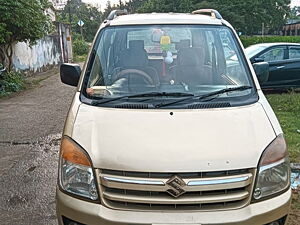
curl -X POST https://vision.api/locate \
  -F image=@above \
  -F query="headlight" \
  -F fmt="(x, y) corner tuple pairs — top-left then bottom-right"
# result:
(253, 134), (291, 201)
(59, 136), (98, 201)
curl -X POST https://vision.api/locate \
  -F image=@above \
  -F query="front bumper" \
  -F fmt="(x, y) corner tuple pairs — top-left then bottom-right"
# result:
(56, 187), (291, 225)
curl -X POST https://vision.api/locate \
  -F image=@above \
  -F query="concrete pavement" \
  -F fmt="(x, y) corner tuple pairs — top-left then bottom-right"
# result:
(0, 68), (76, 225)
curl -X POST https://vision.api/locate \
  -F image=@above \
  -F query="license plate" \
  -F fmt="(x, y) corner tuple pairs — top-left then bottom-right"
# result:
(153, 224), (202, 225)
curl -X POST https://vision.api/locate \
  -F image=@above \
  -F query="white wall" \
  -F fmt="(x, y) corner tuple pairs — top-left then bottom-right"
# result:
(12, 36), (62, 73)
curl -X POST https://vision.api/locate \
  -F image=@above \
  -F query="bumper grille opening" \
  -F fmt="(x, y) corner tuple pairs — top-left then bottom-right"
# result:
(99, 169), (254, 211)
(62, 216), (86, 225)
(105, 198), (248, 211)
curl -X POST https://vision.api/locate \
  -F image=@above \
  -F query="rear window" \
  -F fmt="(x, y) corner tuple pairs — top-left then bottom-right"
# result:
(127, 28), (192, 54)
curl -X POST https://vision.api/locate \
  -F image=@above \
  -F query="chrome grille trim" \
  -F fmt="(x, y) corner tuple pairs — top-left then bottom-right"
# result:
(100, 173), (252, 192)
(102, 176), (165, 186)
(98, 169), (255, 211)
(103, 190), (249, 204)
(187, 175), (251, 186)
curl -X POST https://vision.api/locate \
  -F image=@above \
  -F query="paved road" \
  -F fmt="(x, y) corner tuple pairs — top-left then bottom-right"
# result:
(0, 67), (299, 225)
(0, 68), (76, 225)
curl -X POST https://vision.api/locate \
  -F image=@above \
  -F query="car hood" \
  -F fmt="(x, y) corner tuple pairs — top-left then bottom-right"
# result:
(72, 103), (275, 172)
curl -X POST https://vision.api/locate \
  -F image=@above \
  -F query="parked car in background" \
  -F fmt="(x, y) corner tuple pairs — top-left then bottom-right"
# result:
(245, 43), (300, 89)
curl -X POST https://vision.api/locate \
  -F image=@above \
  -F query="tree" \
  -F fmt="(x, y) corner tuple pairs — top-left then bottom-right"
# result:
(125, 0), (146, 13)
(137, 0), (194, 13)
(57, 0), (103, 42)
(289, 6), (300, 20)
(195, 0), (291, 35)
(102, 1), (113, 19)
(101, 0), (291, 35)
(0, 0), (52, 71)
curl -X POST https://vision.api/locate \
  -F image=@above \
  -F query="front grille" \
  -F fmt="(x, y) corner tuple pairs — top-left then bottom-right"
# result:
(98, 169), (254, 211)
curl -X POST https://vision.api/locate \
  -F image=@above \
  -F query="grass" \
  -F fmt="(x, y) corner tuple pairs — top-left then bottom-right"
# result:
(73, 53), (87, 63)
(266, 91), (300, 225)
(288, 189), (300, 225)
(0, 68), (58, 99)
(0, 71), (25, 98)
(266, 92), (300, 163)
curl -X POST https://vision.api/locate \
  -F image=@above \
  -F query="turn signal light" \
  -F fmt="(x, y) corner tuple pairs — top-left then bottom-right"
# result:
(60, 137), (91, 166)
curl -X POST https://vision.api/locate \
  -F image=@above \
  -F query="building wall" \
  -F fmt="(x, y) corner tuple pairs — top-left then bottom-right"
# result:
(51, 0), (68, 10)
(282, 23), (300, 36)
(12, 23), (72, 74)
(12, 36), (62, 73)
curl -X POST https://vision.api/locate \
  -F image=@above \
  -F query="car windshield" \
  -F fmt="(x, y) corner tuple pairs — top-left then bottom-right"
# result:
(83, 25), (254, 106)
(245, 45), (268, 58)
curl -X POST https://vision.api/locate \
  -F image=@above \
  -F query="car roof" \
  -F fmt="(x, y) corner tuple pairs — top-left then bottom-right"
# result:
(249, 42), (300, 48)
(108, 13), (223, 26)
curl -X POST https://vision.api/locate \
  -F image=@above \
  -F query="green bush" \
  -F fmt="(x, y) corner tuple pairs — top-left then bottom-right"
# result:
(73, 39), (89, 56)
(240, 36), (300, 48)
(0, 71), (25, 96)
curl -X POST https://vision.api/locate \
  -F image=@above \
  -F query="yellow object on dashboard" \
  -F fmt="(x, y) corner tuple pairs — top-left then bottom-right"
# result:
(160, 35), (171, 45)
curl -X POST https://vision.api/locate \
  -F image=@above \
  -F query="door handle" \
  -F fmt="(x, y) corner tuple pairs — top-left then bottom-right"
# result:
(276, 66), (285, 69)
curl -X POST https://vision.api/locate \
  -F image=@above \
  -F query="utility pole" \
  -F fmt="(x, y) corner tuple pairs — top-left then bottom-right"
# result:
(68, 0), (72, 24)
(262, 22), (265, 37)
(67, 0), (73, 62)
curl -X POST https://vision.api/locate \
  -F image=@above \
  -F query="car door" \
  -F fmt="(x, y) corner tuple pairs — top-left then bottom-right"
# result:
(284, 46), (300, 88)
(256, 46), (288, 88)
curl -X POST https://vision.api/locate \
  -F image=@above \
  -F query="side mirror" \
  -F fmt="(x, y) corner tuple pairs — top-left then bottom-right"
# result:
(60, 63), (81, 87)
(253, 62), (269, 84)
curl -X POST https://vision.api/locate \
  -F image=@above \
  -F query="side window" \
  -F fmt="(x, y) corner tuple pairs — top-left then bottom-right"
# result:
(219, 29), (249, 85)
(289, 47), (300, 59)
(220, 30), (235, 59)
(204, 31), (217, 65)
(259, 47), (285, 62)
(88, 29), (116, 87)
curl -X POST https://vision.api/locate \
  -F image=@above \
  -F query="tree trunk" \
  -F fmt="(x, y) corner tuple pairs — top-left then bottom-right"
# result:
(0, 46), (6, 66)
(0, 43), (13, 72)
(6, 44), (13, 72)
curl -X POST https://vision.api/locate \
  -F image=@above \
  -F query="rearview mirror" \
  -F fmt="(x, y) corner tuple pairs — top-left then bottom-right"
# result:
(151, 29), (164, 42)
(60, 63), (81, 87)
(252, 57), (264, 63)
(253, 62), (269, 84)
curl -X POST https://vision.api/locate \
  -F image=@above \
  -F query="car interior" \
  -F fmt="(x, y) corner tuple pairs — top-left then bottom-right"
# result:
(86, 26), (249, 96)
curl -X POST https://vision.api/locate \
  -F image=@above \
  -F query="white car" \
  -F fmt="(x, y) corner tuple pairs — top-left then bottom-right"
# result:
(57, 9), (291, 225)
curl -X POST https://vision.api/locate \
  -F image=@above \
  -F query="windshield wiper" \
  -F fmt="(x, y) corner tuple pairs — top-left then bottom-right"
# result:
(155, 86), (253, 108)
(91, 92), (194, 105)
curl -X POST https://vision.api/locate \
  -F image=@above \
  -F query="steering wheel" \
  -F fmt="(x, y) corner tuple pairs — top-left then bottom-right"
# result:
(113, 69), (155, 85)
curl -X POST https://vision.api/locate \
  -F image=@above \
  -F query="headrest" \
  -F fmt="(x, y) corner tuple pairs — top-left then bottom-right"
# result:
(129, 40), (145, 49)
(176, 39), (191, 50)
(180, 39), (191, 48)
(178, 48), (203, 66)
(120, 40), (148, 67)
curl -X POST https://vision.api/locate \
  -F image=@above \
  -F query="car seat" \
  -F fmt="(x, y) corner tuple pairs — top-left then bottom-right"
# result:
(116, 40), (159, 85)
(175, 47), (212, 86)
